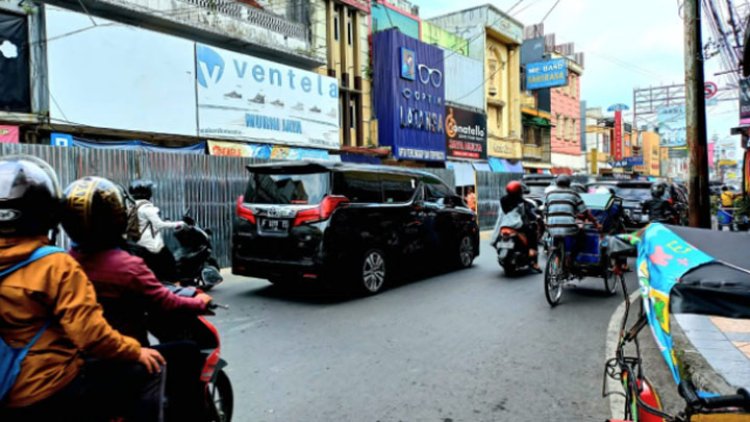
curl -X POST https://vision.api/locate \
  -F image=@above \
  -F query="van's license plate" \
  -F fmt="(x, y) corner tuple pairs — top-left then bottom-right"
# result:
(496, 241), (514, 249)
(260, 218), (289, 233)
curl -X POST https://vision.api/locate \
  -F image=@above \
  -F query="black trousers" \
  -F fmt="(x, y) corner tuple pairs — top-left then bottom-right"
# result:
(153, 342), (206, 422)
(1, 359), (165, 422)
(140, 247), (178, 282)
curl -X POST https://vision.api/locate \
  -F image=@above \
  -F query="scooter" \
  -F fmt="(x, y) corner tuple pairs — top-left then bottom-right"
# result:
(148, 285), (233, 422)
(494, 227), (533, 276)
(162, 213), (223, 291)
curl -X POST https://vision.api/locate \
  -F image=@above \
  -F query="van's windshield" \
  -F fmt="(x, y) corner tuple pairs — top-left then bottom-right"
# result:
(245, 172), (330, 205)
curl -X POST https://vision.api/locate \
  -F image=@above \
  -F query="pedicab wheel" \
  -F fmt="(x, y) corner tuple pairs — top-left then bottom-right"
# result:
(208, 369), (233, 422)
(544, 250), (564, 307)
(603, 269), (619, 296)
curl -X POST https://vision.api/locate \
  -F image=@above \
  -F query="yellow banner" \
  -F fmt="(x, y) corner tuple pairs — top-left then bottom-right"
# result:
(207, 140), (252, 157)
(488, 138), (523, 159)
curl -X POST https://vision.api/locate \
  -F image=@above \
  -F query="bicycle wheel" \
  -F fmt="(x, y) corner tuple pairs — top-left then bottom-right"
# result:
(603, 268), (619, 296)
(544, 249), (564, 307)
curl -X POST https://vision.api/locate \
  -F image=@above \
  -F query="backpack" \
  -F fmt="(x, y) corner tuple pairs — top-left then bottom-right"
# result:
(0, 245), (65, 401)
(126, 202), (151, 242)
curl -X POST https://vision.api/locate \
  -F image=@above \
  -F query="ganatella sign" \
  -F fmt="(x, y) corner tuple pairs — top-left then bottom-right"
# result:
(374, 30), (446, 161)
(196, 44), (340, 149)
(445, 107), (486, 160)
(526, 58), (568, 90)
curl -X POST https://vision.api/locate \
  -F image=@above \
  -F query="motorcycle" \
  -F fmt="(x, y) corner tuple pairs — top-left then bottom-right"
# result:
(149, 285), (233, 422)
(491, 201), (538, 276)
(162, 212), (223, 291)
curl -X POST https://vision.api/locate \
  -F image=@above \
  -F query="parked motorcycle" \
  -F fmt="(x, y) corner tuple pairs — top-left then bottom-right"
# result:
(148, 285), (233, 422)
(162, 213), (223, 291)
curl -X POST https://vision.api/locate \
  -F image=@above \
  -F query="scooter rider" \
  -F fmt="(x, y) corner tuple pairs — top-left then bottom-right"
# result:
(62, 176), (213, 421)
(642, 183), (675, 223)
(0, 156), (165, 421)
(128, 180), (184, 281)
(493, 180), (541, 271)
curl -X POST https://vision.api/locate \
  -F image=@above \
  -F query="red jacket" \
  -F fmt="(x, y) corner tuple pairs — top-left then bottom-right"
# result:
(71, 248), (207, 345)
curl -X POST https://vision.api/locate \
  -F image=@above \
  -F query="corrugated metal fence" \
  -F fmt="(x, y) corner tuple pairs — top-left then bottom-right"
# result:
(1, 145), (455, 267)
(476, 171), (524, 231)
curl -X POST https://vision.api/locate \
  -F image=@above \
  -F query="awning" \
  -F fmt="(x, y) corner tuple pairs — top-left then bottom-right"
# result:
(488, 157), (524, 173)
(472, 161), (491, 172)
(61, 133), (206, 154)
(446, 161), (475, 186)
(522, 116), (553, 128)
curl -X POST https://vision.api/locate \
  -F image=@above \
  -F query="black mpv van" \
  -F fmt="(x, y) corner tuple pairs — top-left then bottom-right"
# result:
(232, 161), (479, 295)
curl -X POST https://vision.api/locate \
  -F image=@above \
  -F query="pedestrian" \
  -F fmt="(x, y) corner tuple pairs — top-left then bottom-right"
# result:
(465, 186), (477, 213)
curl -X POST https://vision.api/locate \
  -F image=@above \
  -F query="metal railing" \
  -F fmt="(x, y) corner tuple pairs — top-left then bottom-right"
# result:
(177, 0), (308, 41)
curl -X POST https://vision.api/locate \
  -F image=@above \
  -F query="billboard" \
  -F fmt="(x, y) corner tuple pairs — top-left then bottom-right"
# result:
(46, 6), (197, 136)
(526, 58), (568, 90)
(657, 104), (687, 147)
(374, 30), (446, 161)
(0, 11), (30, 112)
(196, 44), (339, 149)
(445, 106), (486, 160)
(444, 53), (484, 110)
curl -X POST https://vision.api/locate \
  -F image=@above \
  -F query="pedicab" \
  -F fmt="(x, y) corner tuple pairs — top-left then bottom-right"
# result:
(544, 193), (627, 306)
(603, 223), (750, 421)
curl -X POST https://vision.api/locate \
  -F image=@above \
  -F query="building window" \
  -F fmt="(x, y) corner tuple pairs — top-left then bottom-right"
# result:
(572, 118), (577, 142)
(334, 6), (340, 41)
(349, 99), (356, 129)
(347, 13), (353, 46)
(488, 59), (498, 96)
(496, 106), (503, 133)
(556, 115), (562, 139)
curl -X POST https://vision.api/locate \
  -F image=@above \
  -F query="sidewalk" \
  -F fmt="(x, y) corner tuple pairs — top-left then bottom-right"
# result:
(674, 314), (750, 391)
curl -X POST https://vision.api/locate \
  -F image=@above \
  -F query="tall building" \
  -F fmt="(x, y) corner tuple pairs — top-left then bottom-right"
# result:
(428, 5), (524, 167)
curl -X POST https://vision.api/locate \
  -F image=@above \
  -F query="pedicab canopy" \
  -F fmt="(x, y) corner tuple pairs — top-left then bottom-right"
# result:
(637, 223), (750, 384)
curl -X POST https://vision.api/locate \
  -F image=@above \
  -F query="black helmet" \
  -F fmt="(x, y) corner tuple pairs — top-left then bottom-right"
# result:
(129, 179), (154, 201)
(0, 155), (61, 237)
(651, 183), (666, 199)
(62, 177), (127, 249)
(555, 174), (572, 188)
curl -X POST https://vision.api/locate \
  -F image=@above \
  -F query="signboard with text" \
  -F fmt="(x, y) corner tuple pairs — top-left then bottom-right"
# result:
(526, 58), (568, 90)
(445, 106), (487, 160)
(196, 43), (340, 149)
(657, 104), (687, 147)
(374, 30), (446, 161)
(613, 110), (623, 160)
(740, 77), (750, 125)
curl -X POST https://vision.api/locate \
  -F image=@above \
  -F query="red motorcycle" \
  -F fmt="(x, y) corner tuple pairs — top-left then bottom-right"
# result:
(149, 285), (233, 422)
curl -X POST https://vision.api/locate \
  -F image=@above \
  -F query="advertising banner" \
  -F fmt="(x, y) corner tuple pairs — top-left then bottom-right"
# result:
(526, 58), (568, 90)
(613, 110), (623, 160)
(207, 140), (271, 158)
(657, 104), (687, 147)
(444, 53), (484, 110)
(196, 44), (339, 149)
(46, 6), (197, 136)
(740, 77), (750, 125)
(0, 125), (19, 143)
(0, 11), (30, 112)
(445, 106), (486, 160)
(374, 30), (446, 161)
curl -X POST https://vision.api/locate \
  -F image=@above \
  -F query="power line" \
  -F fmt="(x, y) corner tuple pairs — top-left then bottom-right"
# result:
(540, 0), (561, 23)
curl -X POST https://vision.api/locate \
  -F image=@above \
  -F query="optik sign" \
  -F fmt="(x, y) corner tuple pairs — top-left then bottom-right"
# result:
(374, 30), (446, 161)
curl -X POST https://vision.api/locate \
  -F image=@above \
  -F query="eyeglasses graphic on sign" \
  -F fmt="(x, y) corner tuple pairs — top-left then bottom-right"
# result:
(418, 65), (442, 88)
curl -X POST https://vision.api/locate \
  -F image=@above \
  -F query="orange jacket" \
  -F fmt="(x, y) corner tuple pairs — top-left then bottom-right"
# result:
(0, 236), (141, 408)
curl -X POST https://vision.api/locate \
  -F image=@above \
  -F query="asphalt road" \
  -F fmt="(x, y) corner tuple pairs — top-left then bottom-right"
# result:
(210, 240), (639, 422)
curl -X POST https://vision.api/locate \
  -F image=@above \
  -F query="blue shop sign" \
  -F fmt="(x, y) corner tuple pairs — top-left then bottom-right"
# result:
(526, 58), (568, 90)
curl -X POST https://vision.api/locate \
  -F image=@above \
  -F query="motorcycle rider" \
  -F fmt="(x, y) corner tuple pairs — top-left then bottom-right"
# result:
(128, 179), (184, 281)
(642, 183), (676, 224)
(545, 175), (600, 262)
(61, 176), (213, 421)
(0, 156), (165, 421)
(492, 180), (541, 271)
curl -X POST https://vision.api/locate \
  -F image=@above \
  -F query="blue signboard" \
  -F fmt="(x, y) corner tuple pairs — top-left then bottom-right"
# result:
(374, 30), (446, 161)
(526, 58), (568, 90)
(611, 156), (644, 168)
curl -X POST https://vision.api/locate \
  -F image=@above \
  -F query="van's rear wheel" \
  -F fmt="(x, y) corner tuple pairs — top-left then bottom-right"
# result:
(357, 249), (387, 295)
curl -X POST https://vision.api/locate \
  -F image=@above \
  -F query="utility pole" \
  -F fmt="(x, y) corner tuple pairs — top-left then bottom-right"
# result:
(684, 0), (711, 228)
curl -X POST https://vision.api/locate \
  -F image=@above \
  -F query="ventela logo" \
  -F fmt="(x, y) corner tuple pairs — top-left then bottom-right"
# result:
(0, 209), (20, 222)
(196, 45), (225, 88)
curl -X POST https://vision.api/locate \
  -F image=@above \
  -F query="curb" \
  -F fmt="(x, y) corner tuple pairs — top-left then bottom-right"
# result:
(672, 317), (736, 395)
(605, 289), (639, 419)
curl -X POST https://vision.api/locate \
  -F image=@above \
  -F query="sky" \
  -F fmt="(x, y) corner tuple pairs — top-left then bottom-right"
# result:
(420, 0), (742, 146)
